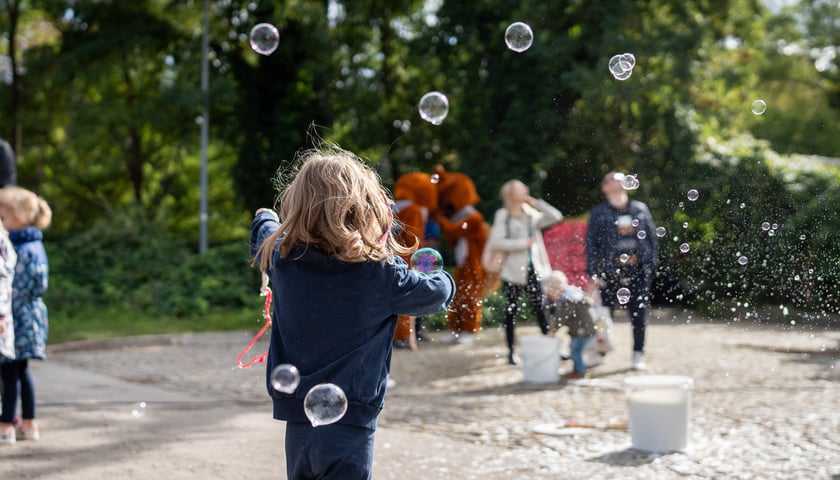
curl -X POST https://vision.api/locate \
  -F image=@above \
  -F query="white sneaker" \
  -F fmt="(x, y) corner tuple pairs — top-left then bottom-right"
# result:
(632, 351), (647, 370)
(456, 333), (476, 345)
(0, 427), (15, 445)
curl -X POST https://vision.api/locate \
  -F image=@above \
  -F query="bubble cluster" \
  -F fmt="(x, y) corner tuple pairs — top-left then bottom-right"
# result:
(410, 247), (444, 277)
(418, 91), (449, 125)
(131, 401), (147, 418)
(608, 53), (636, 80)
(621, 174), (640, 190)
(304, 383), (348, 427)
(751, 99), (767, 115)
(504, 22), (534, 53)
(249, 23), (280, 56)
(270, 364), (301, 394)
(616, 287), (631, 304)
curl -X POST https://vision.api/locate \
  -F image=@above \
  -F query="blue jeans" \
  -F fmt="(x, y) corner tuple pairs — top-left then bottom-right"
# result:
(285, 421), (375, 479)
(570, 336), (594, 374)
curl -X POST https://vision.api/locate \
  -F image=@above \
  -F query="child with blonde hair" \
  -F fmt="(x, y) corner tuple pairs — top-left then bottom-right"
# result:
(0, 186), (51, 444)
(543, 270), (597, 380)
(250, 145), (454, 479)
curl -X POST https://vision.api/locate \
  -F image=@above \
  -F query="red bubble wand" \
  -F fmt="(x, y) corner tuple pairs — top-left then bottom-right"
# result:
(237, 274), (272, 368)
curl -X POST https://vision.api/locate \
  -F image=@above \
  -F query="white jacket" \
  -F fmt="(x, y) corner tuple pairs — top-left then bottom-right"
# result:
(488, 199), (563, 286)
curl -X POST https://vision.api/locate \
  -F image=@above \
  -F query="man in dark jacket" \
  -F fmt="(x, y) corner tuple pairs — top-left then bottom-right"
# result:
(0, 139), (17, 187)
(585, 172), (658, 370)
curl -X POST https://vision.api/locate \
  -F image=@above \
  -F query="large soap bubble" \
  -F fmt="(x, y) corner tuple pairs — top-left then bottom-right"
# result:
(418, 91), (449, 125)
(249, 23), (280, 56)
(304, 383), (348, 427)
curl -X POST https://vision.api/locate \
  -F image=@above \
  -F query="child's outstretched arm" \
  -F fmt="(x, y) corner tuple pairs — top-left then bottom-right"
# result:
(390, 257), (456, 318)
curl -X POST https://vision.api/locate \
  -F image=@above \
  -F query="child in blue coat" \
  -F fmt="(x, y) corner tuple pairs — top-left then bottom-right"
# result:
(250, 145), (455, 479)
(0, 186), (51, 444)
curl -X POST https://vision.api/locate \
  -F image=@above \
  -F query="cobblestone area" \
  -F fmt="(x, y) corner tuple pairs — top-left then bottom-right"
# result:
(3, 308), (839, 479)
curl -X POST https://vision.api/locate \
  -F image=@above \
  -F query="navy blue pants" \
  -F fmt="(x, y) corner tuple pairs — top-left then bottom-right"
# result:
(0, 360), (36, 423)
(602, 265), (652, 353)
(285, 421), (375, 479)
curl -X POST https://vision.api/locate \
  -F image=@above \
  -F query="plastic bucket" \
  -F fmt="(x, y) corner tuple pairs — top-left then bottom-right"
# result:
(624, 375), (694, 452)
(520, 335), (560, 383)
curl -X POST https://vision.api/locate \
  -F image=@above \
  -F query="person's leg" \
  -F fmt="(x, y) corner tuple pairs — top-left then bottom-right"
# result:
(289, 422), (374, 480)
(0, 361), (20, 424)
(19, 360), (36, 430)
(525, 267), (550, 334)
(503, 282), (522, 363)
(569, 336), (594, 374)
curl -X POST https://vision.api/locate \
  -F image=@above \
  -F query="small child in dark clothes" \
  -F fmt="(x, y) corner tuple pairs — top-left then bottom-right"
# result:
(543, 270), (597, 379)
(250, 144), (455, 479)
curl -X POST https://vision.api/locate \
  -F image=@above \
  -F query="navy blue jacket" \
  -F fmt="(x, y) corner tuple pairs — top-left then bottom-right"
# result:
(585, 200), (659, 279)
(250, 212), (455, 430)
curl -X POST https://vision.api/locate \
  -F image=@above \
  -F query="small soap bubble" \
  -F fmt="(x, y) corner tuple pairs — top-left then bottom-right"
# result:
(270, 364), (301, 394)
(631, 219), (640, 227)
(418, 91), (449, 125)
(738, 255), (748, 266)
(609, 53), (637, 80)
(131, 402), (147, 418)
(799, 234), (806, 241)
(679, 243), (690, 253)
(619, 253), (630, 264)
(304, 383), (348, 427)
(687, 189), (699, 201)
(504, 22), (533, 53)
(411, 247), (444, 277)
(430, 173), (440, 184)
(637, 230), (647, 239)
(249, 23), (280, 56)
(751, 99), (767, 115)
(655, 227), (667, 237)
(616, 287), (631, 305)
(761, 222), (771, 231)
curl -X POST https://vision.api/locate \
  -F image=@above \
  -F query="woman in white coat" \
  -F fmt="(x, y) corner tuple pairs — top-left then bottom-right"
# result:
(488, 180), (563, 365)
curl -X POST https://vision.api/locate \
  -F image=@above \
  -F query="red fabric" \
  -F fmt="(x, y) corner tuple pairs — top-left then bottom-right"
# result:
(543, 220), (589, 289)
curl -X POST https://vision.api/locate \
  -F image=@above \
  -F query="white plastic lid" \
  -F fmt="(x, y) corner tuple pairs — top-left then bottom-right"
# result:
(624, 375), (694, 390)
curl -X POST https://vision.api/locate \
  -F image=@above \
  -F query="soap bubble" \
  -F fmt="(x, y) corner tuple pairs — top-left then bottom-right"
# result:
(751, 99), (767, 115)
(761, 222), (771, 231)
(504, 22), (533, 53)
(621, 174), (640, 190)
(249, 23), (280, 56)
(131, 402), (147, 418)
(411, 247), (444, 277)
(418, 91), (449, 125)
(304, 383), (348, 427)
(655, 227), (667, 237)
(616, 287), (631, 305)
(687, 189), (699, 201)
(637, 230), (647, 239)
(609, 53), (637, 80)
(738, 256), (748, 266)
(619, 253), (630, 264)
(270, 364), (301, 394)
(679, 243), (690, 253)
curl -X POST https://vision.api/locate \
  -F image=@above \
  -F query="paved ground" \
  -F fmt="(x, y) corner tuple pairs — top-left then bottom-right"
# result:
(1, 308), (839, 479)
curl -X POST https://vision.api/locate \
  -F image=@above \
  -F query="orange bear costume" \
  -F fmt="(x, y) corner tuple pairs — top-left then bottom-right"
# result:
(392, 172), (438, 348)
(432, 165), (487, 343)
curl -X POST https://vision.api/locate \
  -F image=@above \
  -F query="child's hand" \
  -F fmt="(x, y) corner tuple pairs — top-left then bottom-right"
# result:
(260, 273), (270, 296)
(0, 316), (4, 334)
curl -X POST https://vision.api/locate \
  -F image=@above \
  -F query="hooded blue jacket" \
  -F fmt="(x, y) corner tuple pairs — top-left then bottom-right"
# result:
(250, 212), (455, 430)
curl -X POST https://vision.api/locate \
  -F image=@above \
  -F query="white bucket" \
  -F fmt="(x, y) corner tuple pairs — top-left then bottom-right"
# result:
(520, 335), (560, 383)
(624, 375), (694, 452)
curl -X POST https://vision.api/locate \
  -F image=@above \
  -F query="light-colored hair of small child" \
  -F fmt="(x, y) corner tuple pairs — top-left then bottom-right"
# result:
(258, 145), (412, 269)
(543, 270), (569, 300)
(0, 186), (52, 230)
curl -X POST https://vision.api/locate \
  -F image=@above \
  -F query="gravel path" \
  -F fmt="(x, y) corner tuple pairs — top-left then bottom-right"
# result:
(2, 307), (838, 479)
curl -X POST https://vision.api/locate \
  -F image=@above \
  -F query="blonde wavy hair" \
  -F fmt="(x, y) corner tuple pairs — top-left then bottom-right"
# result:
(0, 186), (52, 230)
(257, 145), (412, 270)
